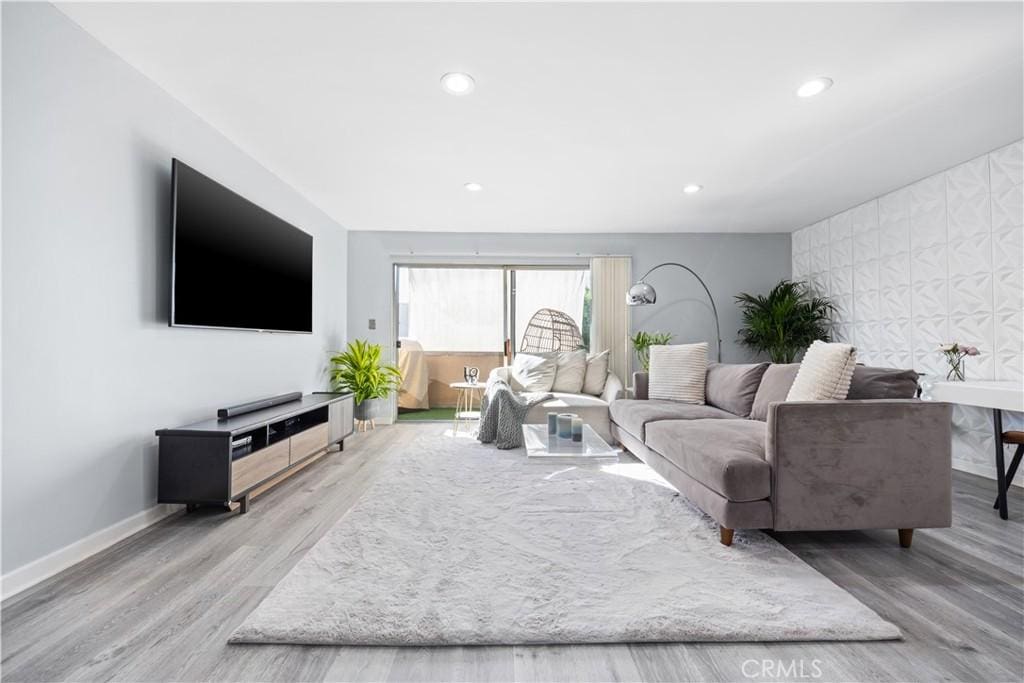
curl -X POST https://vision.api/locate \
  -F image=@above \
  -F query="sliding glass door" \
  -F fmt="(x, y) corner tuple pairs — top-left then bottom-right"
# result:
(394, 264), (590, 419)
(395, 266), (506, 417)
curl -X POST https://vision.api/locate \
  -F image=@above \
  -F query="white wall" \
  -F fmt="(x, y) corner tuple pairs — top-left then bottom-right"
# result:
(1, 4), (348, 580)
(347, 230), (793, 419)
(791, 140), (1023, 482)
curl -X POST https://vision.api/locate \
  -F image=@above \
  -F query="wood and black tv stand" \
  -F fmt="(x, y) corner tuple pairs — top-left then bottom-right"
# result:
(156, 392), (354, 513)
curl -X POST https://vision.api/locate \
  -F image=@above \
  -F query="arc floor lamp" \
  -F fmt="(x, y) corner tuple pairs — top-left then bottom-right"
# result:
(626, 262), (723, 362)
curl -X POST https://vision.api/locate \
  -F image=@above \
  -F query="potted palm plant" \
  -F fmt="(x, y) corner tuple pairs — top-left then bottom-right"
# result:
(735, 280), (834, 363)
(329, 339), (402, 425)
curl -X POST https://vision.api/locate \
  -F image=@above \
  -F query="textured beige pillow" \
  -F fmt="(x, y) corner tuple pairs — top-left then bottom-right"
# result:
(786, 341), (858, 401)
(649, 343), (708, 404)
(582, 350), (610, 396)
(511, 353), (557, 392)
(551, 350), (588, 393)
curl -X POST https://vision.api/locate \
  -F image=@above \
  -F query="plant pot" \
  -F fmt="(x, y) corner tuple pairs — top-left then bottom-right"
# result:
(353, 398), (385, 422)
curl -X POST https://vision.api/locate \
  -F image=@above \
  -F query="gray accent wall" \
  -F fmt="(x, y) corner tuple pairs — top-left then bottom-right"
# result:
(347, 230), (792, 393)
(2, 4), (348, 575)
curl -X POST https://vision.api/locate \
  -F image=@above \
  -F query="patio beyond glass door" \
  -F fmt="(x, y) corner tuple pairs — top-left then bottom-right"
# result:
(396, 267), (506, 418)
(511, 268), (590, 352)
(401, 267), (505, 352)
(394, 265), (590, 421)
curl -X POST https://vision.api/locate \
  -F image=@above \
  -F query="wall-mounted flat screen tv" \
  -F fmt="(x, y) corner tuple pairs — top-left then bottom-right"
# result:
(170, 159), (313, 333)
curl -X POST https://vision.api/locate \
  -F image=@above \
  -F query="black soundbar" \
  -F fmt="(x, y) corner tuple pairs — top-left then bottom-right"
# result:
(218, 391), (303, 419)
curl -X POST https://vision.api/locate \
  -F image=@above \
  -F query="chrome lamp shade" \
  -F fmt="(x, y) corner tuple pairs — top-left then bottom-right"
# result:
(624, 262), (723, 361)
(627, 281), (657, 306)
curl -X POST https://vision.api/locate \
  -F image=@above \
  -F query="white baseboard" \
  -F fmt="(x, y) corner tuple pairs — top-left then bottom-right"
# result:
(953, 460), (1023, 488)
(1, 503), (183, 600)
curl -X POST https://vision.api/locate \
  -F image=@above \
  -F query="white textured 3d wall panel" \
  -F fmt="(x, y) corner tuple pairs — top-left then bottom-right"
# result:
(792, 140), (1023, 482)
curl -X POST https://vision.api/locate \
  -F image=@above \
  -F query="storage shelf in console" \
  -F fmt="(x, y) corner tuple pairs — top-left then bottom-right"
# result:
(268, 406), (328, 445)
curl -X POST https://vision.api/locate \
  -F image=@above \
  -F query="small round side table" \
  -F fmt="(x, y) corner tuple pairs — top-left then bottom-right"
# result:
(450, 382), (484, 435)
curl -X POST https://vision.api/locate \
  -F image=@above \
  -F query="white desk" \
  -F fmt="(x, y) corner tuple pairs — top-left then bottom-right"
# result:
(927, 380), (1024, 519)
(929, 380), (1024, 413)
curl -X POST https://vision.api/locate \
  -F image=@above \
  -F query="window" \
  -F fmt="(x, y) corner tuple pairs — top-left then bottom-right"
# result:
(511, 269), (590, 351)
(398, 267), (505, 352)
(396, 265), (591, 355)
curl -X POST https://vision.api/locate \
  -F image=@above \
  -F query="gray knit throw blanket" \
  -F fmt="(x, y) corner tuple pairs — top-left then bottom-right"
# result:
(477, 377), (552, 449)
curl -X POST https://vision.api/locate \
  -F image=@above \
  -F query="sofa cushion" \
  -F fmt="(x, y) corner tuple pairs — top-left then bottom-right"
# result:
(749, 363), (800, 421)
(786, 341), (857, 401)
(582, 350), (610, 396)
(511, 353), (557, 392)
(847, 365), (919, 400)
(609, 399), (738, 440)
(644, 419), (771, 502)
(551, 350), (587, 394)
(540, 392), (609, 409)
(705, 362), (770, 417)
(649, 343), (708, 403)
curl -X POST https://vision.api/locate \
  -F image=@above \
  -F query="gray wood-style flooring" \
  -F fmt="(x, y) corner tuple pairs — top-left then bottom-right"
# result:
(3, 423), (1022, 683)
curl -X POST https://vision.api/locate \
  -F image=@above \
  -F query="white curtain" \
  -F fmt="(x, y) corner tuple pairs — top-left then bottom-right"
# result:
(406, 268), (505, 351)
(590, 256), (632, 382)
(514, 270), (587, 350)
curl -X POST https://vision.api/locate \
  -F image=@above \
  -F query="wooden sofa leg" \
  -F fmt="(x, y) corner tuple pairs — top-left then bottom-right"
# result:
(898, 528), (914, 548)
(719, 526), (734, 546)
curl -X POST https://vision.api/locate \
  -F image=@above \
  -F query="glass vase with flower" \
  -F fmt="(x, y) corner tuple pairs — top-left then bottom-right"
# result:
(938, 343), (980, 382)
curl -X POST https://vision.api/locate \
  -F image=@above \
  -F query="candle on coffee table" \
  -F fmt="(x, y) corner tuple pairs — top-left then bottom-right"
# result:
(547, 412), (558, 435)
(557, 413), (574, 439)
(571, 417), (583, 442)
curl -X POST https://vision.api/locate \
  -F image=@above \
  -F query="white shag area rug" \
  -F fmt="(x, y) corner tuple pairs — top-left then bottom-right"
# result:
(230, 431), (900, 645)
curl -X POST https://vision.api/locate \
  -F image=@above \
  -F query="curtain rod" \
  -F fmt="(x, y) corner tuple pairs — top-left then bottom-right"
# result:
(386, 252), (630, 259)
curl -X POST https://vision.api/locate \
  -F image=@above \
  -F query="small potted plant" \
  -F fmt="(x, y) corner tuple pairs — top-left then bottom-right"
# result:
(329, 340), (402, 427)
(631, 331), (674, 371)
(938, 342), (980, 382)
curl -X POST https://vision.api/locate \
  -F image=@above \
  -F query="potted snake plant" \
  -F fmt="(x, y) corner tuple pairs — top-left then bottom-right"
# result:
(329, 340), (402, 424)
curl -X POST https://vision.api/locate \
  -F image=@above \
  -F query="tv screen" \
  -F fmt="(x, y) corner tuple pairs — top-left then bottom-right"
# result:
(170, 159), (313, 333)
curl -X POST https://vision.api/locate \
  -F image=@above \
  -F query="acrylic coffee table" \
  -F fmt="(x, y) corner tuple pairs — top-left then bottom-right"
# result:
(521, 423), (619, 459)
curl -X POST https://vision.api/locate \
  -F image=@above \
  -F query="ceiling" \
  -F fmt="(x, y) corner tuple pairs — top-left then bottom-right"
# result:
(58, 2), (1023, 233)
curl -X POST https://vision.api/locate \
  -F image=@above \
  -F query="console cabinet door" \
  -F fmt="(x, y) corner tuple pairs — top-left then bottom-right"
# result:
(291, 423), (329, 463)
(329, 397), (354, 443)
(231, 440), (289, 496)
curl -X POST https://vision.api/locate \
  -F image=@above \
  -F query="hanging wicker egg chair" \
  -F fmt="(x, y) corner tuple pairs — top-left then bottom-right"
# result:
(520, 308), (584, 353)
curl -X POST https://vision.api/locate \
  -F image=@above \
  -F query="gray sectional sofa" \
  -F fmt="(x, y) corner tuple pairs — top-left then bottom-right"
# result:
(610, 362), (953, 547)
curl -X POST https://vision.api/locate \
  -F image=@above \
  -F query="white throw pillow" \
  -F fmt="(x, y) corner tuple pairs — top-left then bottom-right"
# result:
(648, 343), (708, 404)
(551, 350), (587, 394)
(786, 341), (858, 401)
(511, 353), (557, 392)
(582, 350), (610, 396)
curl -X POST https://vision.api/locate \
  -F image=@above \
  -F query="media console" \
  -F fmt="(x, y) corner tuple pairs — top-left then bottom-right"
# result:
(156, 392), (354, 513)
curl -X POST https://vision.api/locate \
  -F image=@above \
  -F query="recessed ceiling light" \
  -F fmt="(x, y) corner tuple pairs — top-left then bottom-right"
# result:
(441, 72), (475, 96)
(683, 184), (703, 194)
(464, 182), (483, 192)
(797, 77), (833, 98)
